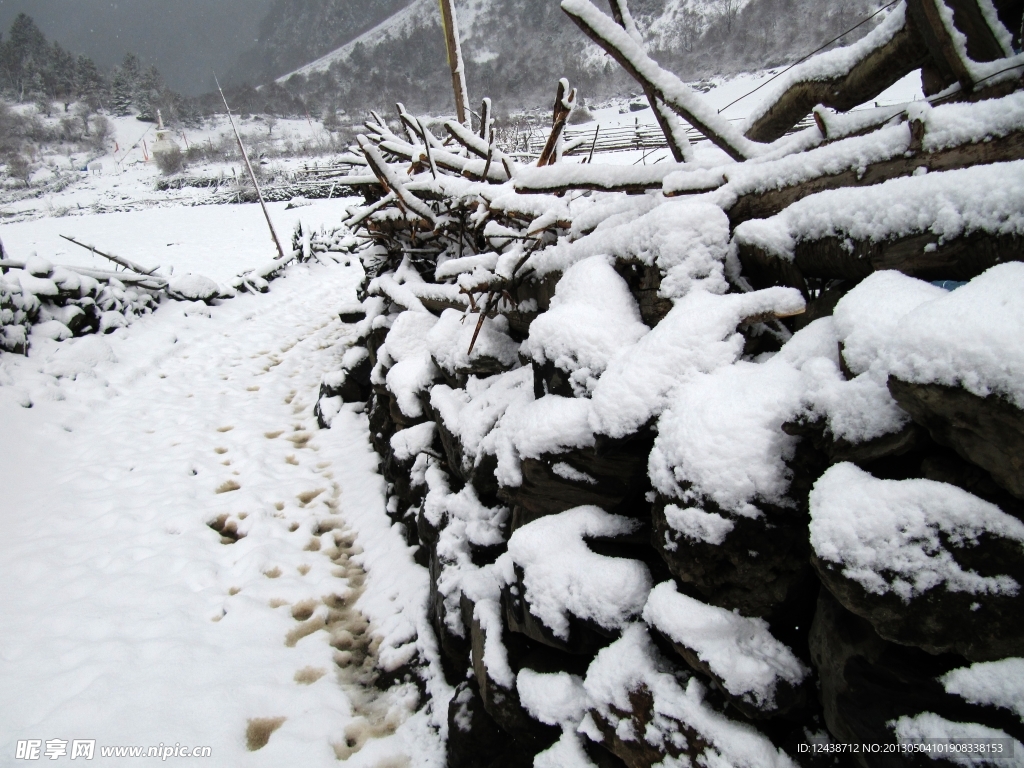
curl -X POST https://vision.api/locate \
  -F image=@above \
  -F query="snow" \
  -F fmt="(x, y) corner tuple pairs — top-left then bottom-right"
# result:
(662, 504), (735, 545)
(809, 463), (1024, 601)
(733, 160), (1024, 262)
(516, 669), (589, 727)
(832, 270), (947, 377)
(588, 286), (804, 440)
(426, 308), (520, 378)
(390, 422), (437, 463)
(643, 581), (809, 710)
(523, 255), (648, 396)
(941, 658), (1024, 719)
(919, 90), (1024, 152)
(506, 507), (652, 641)
(890, 713), (1024, 768)
(584, 624), (798, 768)
(0, 249), (448, 764)
(882, 263), (1024, 409)
(382, 310), (441, 418)
(1, 199), (349, 284)
(534, 730), (600, 768)
(527, 199), (732, 299)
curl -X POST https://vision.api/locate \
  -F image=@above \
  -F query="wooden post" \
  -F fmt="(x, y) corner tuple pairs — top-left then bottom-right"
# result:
(438, 0), (471, 128)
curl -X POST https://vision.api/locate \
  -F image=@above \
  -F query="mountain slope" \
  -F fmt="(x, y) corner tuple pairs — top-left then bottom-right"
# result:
(241, 0), (888, 115)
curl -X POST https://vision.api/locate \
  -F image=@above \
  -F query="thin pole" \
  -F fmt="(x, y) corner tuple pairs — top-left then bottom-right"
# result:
(214, 74), (286, 260)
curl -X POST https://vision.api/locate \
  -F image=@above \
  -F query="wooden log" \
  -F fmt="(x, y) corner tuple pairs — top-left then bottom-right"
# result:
(514, 162), (682, 194)
(479, 97), (492, 141)
(744, 8), (932, 143)
(378, 138), (507, 182)
(738, 228), (1024, 295)
(727, 124), (1024, 227)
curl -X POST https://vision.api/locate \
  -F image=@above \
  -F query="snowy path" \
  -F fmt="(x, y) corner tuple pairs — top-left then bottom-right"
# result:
(0, 262), (443, 765)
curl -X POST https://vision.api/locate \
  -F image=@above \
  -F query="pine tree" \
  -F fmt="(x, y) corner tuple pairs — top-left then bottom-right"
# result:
(1, 14), (47, 99)
(74, 55), (104, 106)
(136, 64), (162, 121)
(110, 66), (133, 116)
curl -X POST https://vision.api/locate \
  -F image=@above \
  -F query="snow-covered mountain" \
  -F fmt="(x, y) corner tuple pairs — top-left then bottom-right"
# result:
(232, 0), (885, 115)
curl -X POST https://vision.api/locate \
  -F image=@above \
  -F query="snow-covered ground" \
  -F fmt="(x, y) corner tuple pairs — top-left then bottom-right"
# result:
(1, 199), (350, 283)
(0, 201), (447, 764)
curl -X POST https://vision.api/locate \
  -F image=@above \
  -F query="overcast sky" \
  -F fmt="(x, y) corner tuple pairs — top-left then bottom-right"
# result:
(0, 0), (276, 94)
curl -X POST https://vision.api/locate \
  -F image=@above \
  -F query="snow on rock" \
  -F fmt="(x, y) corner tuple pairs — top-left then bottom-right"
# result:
(382, 310), (441, 419)
(882, 263), (1024, 409)
(390, 422), (437, 463)
(523, 254), (648, 395)
(643, 581), (809, 713)
(584, 624), (798, 768)
(534, 730), (599, 768)
(832, 270), (948, 377)
(733, 160), (1024, 262)
(516, 668), (589, 727)
(648, 318), (834, 517)
(430, 366), (535, 477)
(890, 712), (1024, 767)
(590, 286), (805, 441)
(426, 308), (520, 379)
(506, 507), (651, 641)
(167, 273), (221, 302)
(941, 658), (1024, 719)
(810, 463), (1024, 600)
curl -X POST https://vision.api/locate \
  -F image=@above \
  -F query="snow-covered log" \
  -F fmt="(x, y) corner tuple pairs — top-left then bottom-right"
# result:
(743, 3), (931, 142)
(561, 0), (760, 161)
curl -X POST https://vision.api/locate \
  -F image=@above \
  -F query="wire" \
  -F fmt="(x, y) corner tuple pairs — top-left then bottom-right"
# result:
(717, 0), (902, 114)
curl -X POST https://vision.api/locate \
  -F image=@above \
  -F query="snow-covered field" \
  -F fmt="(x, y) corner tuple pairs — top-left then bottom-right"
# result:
(0, 197), (447, 764)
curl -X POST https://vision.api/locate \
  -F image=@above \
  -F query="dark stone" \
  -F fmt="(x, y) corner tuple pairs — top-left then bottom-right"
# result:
(792, 281), (852, 332)
(431, 403), (501, 505)
(921, 449), (1024, 522)
(612, 259), (672, 327)
(888, 377), (1024, 500)
(809, 590), (1024, 766)
(427, 535), (471, 685)
(812, 524), (1024, 661)
(502, 428), (655, 532)
(462, 593), (561, 754)
(652, 497), (813, 618)
(531, 359), (576, 399)
(447, 679), (527, 768)
(502, 563), (617, 656)
(339, 307), (367, 324)
(786, 415), (931, 479)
